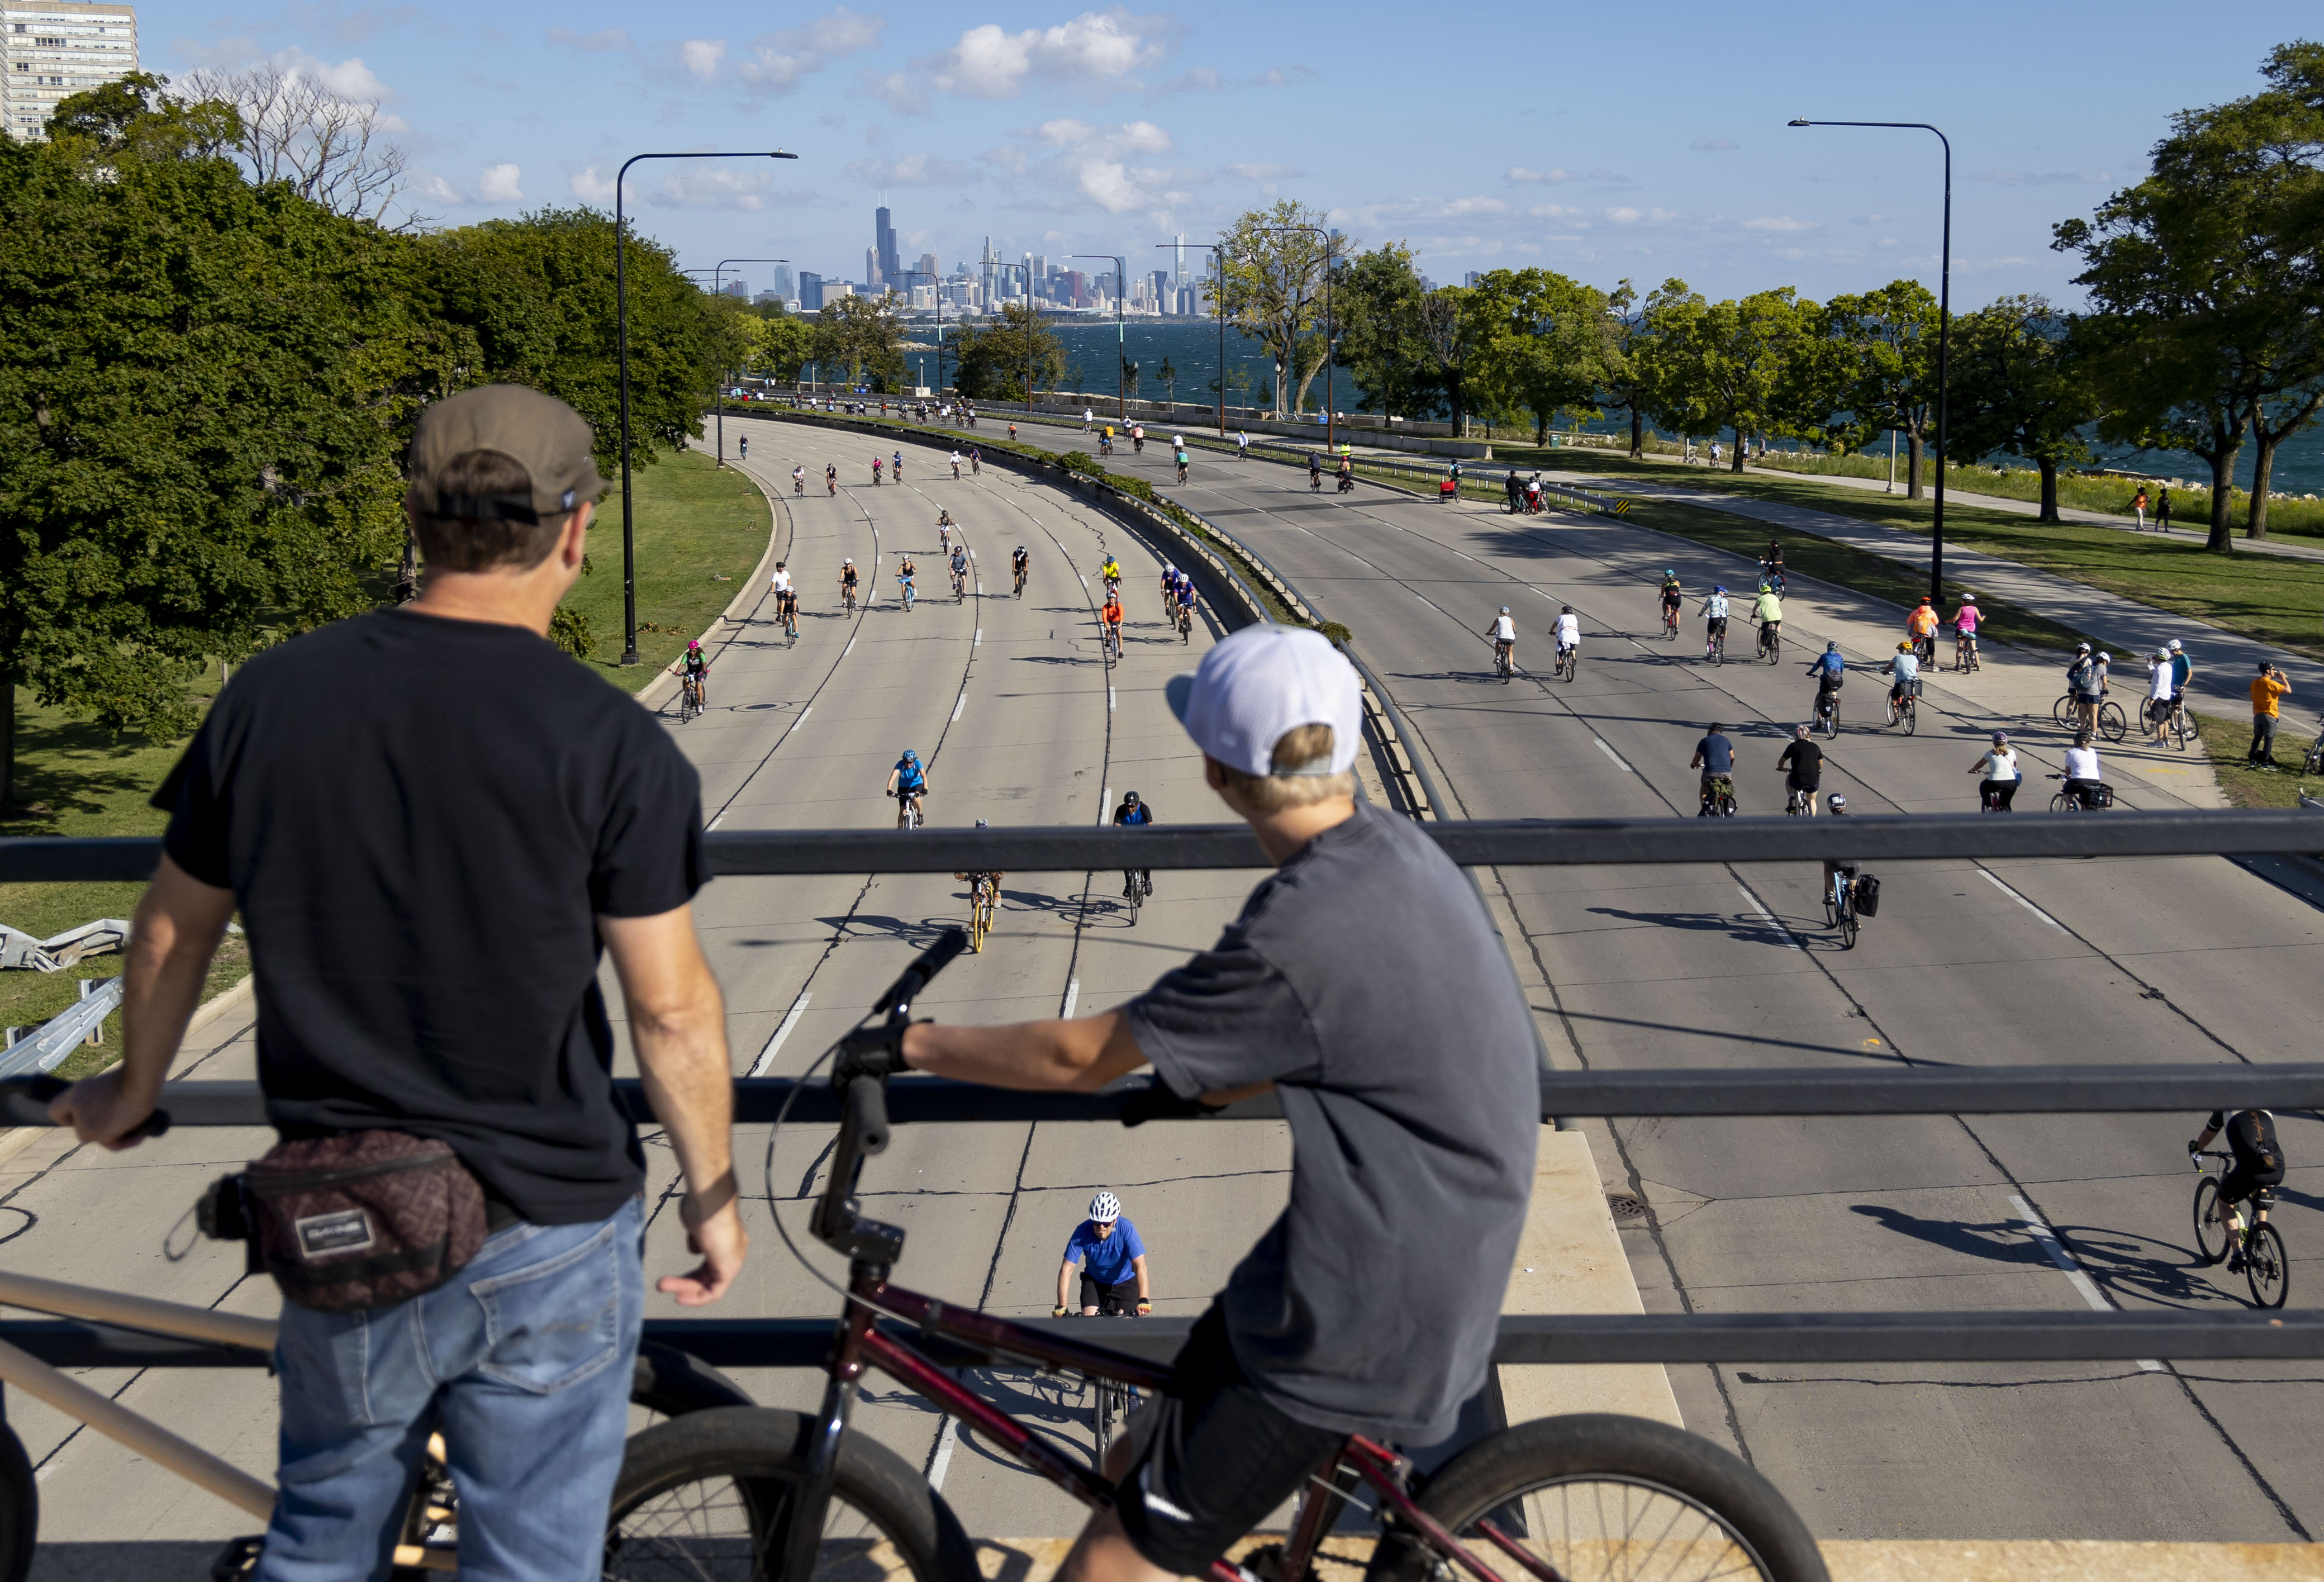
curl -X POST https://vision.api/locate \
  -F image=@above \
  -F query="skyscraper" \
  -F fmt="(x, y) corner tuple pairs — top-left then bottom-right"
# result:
(3, 1), (138, 140)
(799, 272), (824, 310)
(771, 264), (795, 300)
(874, 205), (900, 291)
(918, 251), (938, 282)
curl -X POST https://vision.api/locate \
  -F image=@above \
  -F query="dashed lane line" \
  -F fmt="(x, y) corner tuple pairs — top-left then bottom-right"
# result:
(1981, 869), (2068, 931)
(748, 992), (814, 1077)
(1737, 884), (1805, 952)
(2011, 1194), (2163, 1372)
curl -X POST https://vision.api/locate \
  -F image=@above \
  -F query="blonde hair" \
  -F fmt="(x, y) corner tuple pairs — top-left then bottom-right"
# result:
(1214, 723), (1355, 811)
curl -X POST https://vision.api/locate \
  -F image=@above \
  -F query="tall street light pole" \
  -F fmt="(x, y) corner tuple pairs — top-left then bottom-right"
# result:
(706, 256), (787, 467)
(1789, 118), (1950, 606)
(616, 148), (797, 665)
(1072, 253), (1127, 420)
(1154, 241), (1226, 438)
(1260, 225), (1338, 453)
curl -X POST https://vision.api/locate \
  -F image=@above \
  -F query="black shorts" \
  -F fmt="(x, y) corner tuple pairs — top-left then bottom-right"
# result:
(1115, 1307), (1343, 1575)
(2221, 1161), (2285, 1209)
(1707, 616), (1728, 635)
(1080, 1274), (1139, 1314)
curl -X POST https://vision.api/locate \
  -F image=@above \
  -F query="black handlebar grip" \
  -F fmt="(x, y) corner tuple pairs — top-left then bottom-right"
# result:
(1120, 1084), (1224, 1128)
(846, 1077), (891, 1156)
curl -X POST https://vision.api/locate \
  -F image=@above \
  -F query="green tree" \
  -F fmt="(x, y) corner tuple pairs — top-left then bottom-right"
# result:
(1816, 280), (1941, 495)
(950, 302), (1067, 400)
(0, 125), (418, 811)
(1646, 286), (1812, 471)
(814, 294), (906, 390)
(1332, 244), (1432, 420)
(45, 71), (240, 163)
(1414, 286), (1490, 434)
(1467, 268), (1610, 445)
(1594, 279), (1671, 459)
(2056, 41), (2324, 547)
(1946, 296), (2098, 524)
(1218, 201), (1340, 414)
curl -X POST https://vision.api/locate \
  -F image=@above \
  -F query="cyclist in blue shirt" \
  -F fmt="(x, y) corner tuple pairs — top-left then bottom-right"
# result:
(886, 749), (928, 828)
(1115, 790), (1154, 901)
(1055, 1191), (1151, 1317)
(1807, 639), (1846, 719)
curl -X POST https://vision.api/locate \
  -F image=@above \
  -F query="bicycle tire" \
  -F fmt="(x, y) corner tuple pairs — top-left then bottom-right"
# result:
(1092, 1379), (1118, 1470)
(1403, 1413), (1829, 1582)
(1902, 700), (1917, 737)
(1838, 896), (1857, 951)
(2304, 737), (2324, 775)
(2245, 1222), (2289, 1309)
(1718, 795), (1737, 818)
(2052, 693), (2075, 729)
(0, 1421), (35, 1582)
(1884, 700), (1901, 728)
(2193, 1177), (2230, 1265)
(603, 1406), (975, 1582)
(1712, 638), (1723, 666)
(2049, 792), (2075, 813)
(2098, 700), (2127, 743)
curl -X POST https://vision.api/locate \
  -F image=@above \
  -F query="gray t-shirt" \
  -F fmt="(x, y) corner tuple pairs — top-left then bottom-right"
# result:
(1127, 803), (1539, 1442)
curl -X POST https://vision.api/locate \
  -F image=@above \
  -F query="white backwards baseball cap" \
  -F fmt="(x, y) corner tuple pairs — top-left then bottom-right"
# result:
(1165, 625), (1362, 778)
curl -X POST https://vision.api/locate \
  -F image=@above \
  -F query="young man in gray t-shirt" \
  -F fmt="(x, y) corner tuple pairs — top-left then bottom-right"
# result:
(874, 625), (1538, 1582)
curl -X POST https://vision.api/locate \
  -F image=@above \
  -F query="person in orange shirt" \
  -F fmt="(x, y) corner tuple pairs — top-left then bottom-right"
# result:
(2250, 661), (2292, 767)
(1101, 592), (1125, 659)
(1907, 597), (1940, 663)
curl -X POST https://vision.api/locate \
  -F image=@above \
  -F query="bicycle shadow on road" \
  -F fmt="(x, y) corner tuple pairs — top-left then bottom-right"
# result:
(1582, 905), (1803, 951)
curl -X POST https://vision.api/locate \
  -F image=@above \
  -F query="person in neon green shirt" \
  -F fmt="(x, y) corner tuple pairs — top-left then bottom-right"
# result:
(1751, 586), (1784, 645)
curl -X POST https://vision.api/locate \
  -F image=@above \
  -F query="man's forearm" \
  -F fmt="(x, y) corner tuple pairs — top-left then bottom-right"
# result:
(119, 860), (235, 1103)
(903, 1009), (1144, 1092)
(633, 987), (734, 1200)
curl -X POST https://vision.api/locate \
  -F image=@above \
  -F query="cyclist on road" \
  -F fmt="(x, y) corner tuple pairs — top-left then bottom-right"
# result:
(2063, 731), (2104, 808)
(897, 555), (918, 608)
(1700, 585), (1730, 658)
(954, 816), (1006, 931)
(769, 562), (797, 629)
(1308, 452), (1323, 491)
(1101, 591), (1125, 655)
(840, 558), (860, 607)
(1691, 723), (1737, 814)
(672, 638), (710, 707)
(1114, 790), (1154, 903)
(1881, 640), (1920, 709)
(1658, 569), (1683, 624)
(1180, 445), (1193, 484)
(2189, 1109), (2286, 1270)
(1486, 606), (1517, 673)
(872, 455), (884, 486)
(1100, 554), (1123, 591)
(738, 436), (747, 461)
(1951, 593), (1980, 661)
(886, 749), (929, 828)
(1822, 794), (1857, 904)
(1907, 596), (1940, 661)
(1013, 545), (1030, 590)
(1751, 583), (1784, 648)
(892, 450), (904, 482)
(853, 624), (1538, 1581)
(938, 512), (954, 555)
(1808, 640), (1847, 718)
(792, 464), (805, 495)
(1057, 1191), (1151, 1317)
(825, 462), (838, 495)
(950, 544), (969, 596)
(1969, 731), (2020, 811)
(1235, 430), (1249, 460)
(1776, 724), (1822, 815)
(1553, 606), (1581, 667)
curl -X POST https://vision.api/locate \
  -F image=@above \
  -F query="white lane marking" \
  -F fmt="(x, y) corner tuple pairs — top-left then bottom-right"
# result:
(975, 629), (982, 645)
(1062, 978), (1080, 1019)
(926, 1415), (962, 1491)
(748, 992), (814, 1077)
(2011, 1195), (2163, 1372)
(707, 813), (724, 831)
(1109, 687), (1116, 711)
(1737, 885), (1804, 952)
(1079, 575), (1090, 589)
(1101, 787), (1111, 824)
(1980, 870), (2066, 930)
(1594, 738), (1634, 774)
(952, 692), (966, 722)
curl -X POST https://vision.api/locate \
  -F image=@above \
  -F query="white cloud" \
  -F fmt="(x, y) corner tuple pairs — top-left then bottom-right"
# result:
(986, 118), (1189, 215)
(1504, 165), (1632, 187)
(844, 151), (975, 186)
(415, 173), (462, 205)
(1690, 136), (1738, 152)
(679, 39), (728, 80)
(1972, 169), (2113, 186)
(477, 163), (523, 203)
(737, 8), (885, 94)
(1224, 161), (1304, 180)
(572, 165), (617, 204)
(1605, 207), (1642, 224)
(1741, 216), (1816, 232)
(547, 26), (631, 52)
(915, 9), (1172, 105)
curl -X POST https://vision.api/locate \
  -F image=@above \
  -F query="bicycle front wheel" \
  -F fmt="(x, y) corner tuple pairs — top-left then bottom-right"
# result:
(1406, 1413), (1828, 1582)
(2246, 1223), (2289, 1309)
(2098, 700), (2127, 743)
(2052, 693), (2075, 729)
(606, 1407), (976, 1582)
(1838, 897), (1857, 951)
(2193, 1178), (2230, 1265)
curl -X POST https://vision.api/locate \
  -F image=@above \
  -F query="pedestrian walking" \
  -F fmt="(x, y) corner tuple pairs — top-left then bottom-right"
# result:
(2156, 485), (2172, 533)
(2250, 661), (2291, 767)
(2132, 488), (2149, 530)
(52, 386), (747, 1579)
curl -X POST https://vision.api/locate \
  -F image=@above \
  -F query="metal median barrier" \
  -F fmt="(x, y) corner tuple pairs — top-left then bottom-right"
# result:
(2, 809), (2320, 1370)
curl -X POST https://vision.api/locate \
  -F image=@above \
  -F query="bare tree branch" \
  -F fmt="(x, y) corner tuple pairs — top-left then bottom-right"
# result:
(175, 64), (417, 226)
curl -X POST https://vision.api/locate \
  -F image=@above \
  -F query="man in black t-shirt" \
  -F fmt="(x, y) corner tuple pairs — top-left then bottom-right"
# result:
(1776, 724), (1823, 816)
(856, 625), (1537, 1581)
(52, 386), (746, 1579)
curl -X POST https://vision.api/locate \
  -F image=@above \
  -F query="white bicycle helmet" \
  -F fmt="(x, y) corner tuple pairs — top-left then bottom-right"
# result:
(1087, 1191), (1121, 1223)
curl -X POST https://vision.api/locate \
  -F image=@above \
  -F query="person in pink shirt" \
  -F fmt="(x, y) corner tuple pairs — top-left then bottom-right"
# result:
(1950, 594), (1981, 672)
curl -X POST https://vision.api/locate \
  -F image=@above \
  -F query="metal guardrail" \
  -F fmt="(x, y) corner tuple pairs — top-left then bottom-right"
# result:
(0, 977), (121, 1080)
(6, 809), (2322, 883)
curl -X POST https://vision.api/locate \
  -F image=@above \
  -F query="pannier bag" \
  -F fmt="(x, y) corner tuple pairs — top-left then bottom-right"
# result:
(1853, 873), (1881, 918)
(201, 1132), (488, 1313)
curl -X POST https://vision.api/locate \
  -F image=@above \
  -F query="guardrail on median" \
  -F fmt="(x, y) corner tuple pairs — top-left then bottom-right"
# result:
(5, 807), (2322, 1370)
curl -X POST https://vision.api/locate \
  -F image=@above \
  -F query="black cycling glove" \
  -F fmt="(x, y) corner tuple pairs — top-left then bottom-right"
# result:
(834, 1023), (918, 1087)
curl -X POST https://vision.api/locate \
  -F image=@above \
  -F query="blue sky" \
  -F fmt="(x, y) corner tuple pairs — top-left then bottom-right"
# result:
(148, 1), (2318, 307)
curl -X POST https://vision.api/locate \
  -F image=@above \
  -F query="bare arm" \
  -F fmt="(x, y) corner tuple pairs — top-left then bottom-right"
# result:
(50, 856), (236, 1148)
(602, 905), (744, 1307)
(903, 1008), (1148, 1092)
(1058, 1258), (1076, 1313)
(1132, 1252), (1149, 1302)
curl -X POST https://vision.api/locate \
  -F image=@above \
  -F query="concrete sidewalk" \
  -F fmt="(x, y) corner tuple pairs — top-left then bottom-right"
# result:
(1562, 471), (2324, 745)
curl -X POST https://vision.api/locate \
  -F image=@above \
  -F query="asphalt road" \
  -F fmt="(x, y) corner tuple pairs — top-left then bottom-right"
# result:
(981, 411), (2324, 1545)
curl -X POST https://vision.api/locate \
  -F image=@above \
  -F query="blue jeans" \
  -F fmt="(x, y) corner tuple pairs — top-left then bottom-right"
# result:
(256, 1195), (645, 1582)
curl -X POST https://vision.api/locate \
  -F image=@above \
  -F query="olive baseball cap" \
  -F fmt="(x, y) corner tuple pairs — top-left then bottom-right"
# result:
(405, 385), (607, 522)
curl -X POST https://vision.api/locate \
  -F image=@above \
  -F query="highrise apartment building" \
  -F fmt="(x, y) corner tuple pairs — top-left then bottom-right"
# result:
(4, 2), (137, 140)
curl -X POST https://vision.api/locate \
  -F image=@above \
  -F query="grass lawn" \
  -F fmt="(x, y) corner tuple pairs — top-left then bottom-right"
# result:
(0, 445), (773, 1065)
(2190, 710), (2323, 811)
(1494, 448), (2324, 663)
(560, 448), (775, 692)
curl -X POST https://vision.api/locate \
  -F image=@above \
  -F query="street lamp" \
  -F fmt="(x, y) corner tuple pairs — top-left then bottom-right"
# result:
(893, 271), (944, 393)
(1789, 118), (1950, 605)
(1154, 240), (1227, 439)
(705, 256), (786, 467)
(1258, 226), (1339, 452)
(1071, 253), (1127, 420)
(615, 148), (797, 665)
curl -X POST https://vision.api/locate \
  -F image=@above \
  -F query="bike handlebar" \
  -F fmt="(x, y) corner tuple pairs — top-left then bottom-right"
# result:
(0, 1075), (170, 1140)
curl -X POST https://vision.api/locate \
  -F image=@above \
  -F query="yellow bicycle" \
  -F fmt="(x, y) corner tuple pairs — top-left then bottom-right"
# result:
(967, 873), (1000, 952)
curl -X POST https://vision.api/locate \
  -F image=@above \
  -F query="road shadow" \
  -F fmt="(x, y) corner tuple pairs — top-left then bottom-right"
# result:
(1583, 905), (1801, 949)
(1847, 1204), (2052, 1268)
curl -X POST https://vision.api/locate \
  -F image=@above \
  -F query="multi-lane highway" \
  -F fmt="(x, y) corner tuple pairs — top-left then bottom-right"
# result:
(5, 403), (2320, 1574)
